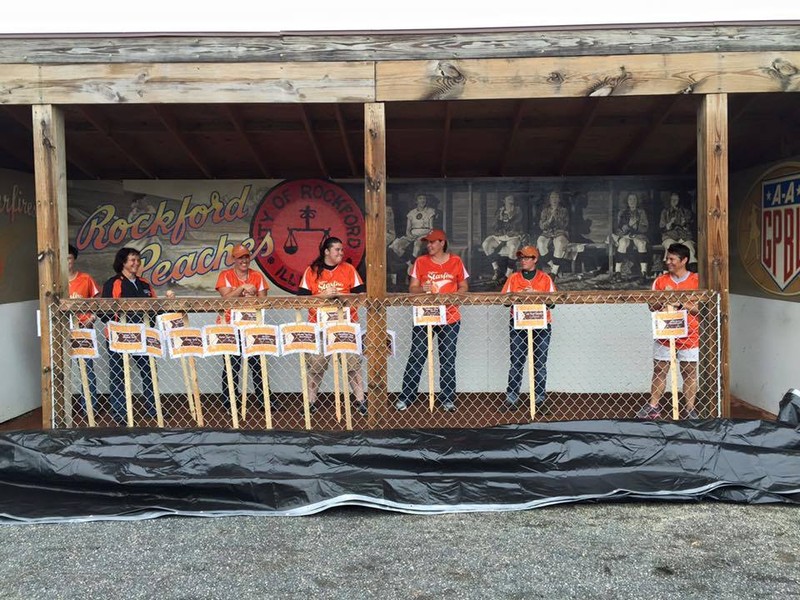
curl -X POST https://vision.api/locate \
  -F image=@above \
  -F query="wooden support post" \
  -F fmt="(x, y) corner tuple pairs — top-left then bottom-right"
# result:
(364, 102), (388, 426)
(32, 105), (69, 429)
(697, 93), (730, 418)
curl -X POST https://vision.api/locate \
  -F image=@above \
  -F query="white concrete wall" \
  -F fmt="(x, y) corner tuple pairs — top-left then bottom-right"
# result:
(0, 300), (42, 422)
(730, 294), (800, 414)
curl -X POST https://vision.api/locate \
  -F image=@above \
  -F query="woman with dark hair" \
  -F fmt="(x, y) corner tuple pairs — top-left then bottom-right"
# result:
(101, 247), (156, 424)
(298, 237), (367, 414)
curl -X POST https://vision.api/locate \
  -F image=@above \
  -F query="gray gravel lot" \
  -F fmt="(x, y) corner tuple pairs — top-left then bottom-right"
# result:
(1, 503), (799, 599)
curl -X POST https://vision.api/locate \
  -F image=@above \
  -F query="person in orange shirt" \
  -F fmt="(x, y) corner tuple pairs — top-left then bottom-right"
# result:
(68, 244), (100, 414)
(298, 236), (367, 414)
(396, 229), (469, 412)
(501, 245), (556, 411)
(215, 244), (269, 404)
(638, 243), (699, 420)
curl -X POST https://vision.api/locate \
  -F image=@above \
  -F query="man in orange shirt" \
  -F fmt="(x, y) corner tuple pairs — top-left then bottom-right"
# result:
(68, 244), (100, 414)
(638, 243), (699, 420)
(396, 229), (469, 412)
(215, 244), (269, 404)
(501, 245), (556, 411)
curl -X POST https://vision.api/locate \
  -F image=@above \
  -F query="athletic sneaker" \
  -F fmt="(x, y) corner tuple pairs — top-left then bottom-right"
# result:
(636, 403), (662, 420)
(395, 399), (410, 411)
(440, 399), (456, 412)
(504, 392), (519, 409)
(355, 401), (368, 416)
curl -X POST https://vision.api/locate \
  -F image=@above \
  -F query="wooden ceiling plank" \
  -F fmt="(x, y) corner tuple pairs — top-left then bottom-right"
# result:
(152, 105), (212, 178)
(299, 105), (329, 178)
(2, 106), (98, 179)
(556, 98), (601, 175)
(615, 96), (682, 174)
(78, 106), (156, 178)
(223, 105), (271, 178)
(334, 105), (358, 177)
(439, 102), (452, 177)
(497, 100), (526, 176)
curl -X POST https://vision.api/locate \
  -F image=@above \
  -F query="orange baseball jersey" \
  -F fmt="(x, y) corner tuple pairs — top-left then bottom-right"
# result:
(69, 271), (100, 326)
(299, 262), (364, 322)
(410, 254), (469, 324)
(501, 270), (556, 323)
(215, 268), (269, 324)
(652, 271), (699, 349)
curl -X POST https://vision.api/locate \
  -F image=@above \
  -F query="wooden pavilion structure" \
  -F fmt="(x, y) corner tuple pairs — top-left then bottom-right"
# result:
(1, 22), (799, 426)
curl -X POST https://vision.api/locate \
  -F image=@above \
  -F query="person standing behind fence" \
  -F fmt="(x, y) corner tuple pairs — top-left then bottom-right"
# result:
(215, 244), (269, 405)
(298, 237), (367, 415)
(638, 243), (699, 420)
(101, 247), (156, 424)
(396, 229), (469, 412)
(501, 245), (556, 412)
(68, 244), (100, 415)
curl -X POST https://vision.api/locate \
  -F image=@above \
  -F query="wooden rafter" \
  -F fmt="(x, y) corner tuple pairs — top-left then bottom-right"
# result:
(498, 100), (526, 176)
(3, 106), (98, 179)
(556, 98), (601, 175)
(152, 106), (212, 178)
(79, 106), (155, 178)
(299, 105), (328, 178)
(440, 102), (452, 177)
(614, 96), (681, 174)
(334, 105), (358, 177)
(223, 105), (271, 178)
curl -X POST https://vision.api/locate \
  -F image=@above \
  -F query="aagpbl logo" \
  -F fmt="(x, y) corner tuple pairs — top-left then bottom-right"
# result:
(250, 179), (365, 294)
(761, 174), (800, 291)
(738, 163), (800, 296)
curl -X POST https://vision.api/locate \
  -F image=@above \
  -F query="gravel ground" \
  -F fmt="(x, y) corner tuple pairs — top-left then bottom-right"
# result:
(1, 502), (799, 599)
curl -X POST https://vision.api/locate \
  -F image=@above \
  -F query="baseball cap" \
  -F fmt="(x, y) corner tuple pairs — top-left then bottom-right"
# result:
(231, 244), (251, 258)
(421, 229), (447, 242)
(516, 245), (540, 259)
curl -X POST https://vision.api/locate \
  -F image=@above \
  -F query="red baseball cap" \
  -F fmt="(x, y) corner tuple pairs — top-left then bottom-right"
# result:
(516, 245), (540, 259)
(231, 244), (251, 258)
(421, 229), (447, 242)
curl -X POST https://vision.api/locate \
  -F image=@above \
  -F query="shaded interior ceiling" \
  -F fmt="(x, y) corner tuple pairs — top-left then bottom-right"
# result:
(0, 93), (797, 181)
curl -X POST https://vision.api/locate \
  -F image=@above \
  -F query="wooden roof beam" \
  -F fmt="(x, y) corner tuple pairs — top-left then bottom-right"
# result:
(497, 100), (526, 176)
(439, 102), (451, 177)
(152, 105), (212, 178)
(334, 105), (358, 177)
(299, 105), (329, 178)
(615, 96), (681, 174)
(78, 106), (156, 179)
(556, 98), (601, 176)
(2, 106), (99, 179)
(223, 105), (271, 178)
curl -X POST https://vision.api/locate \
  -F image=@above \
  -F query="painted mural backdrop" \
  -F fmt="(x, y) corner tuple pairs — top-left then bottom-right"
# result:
(0, 169), (37, 303)
(67, 176), (696, 296)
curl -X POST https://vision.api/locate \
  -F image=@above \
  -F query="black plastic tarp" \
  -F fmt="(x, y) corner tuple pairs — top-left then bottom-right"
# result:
(1, 419), (799, 522)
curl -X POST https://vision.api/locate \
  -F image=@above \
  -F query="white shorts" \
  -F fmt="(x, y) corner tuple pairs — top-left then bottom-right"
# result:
(653, 341), (698, 362)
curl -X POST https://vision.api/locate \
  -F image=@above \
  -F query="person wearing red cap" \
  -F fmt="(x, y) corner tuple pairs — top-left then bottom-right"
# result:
(396, 228), (469, 412)
(215, 243), (269, 404)
(501, 245), (556, 410)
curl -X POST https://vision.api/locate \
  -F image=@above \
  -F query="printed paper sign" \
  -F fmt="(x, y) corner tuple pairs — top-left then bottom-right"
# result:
(323, 323), (362, 356)
(280, 322), (320, 355)
(167, 327), (204, 358)
(140, 327), (164, 358)
(412, 305), (446, 327)
(240, 324), (281, 357)
(69, 329), (99, 360)
(157, 311), (188, 332)
(203, 324), (241, 356)
(513, 304), (548, 330)
(652, 310), (689, 339)
(317, 305), (351, 325)
(231, 309), (261, 327)
(108, 322), (146, 354)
